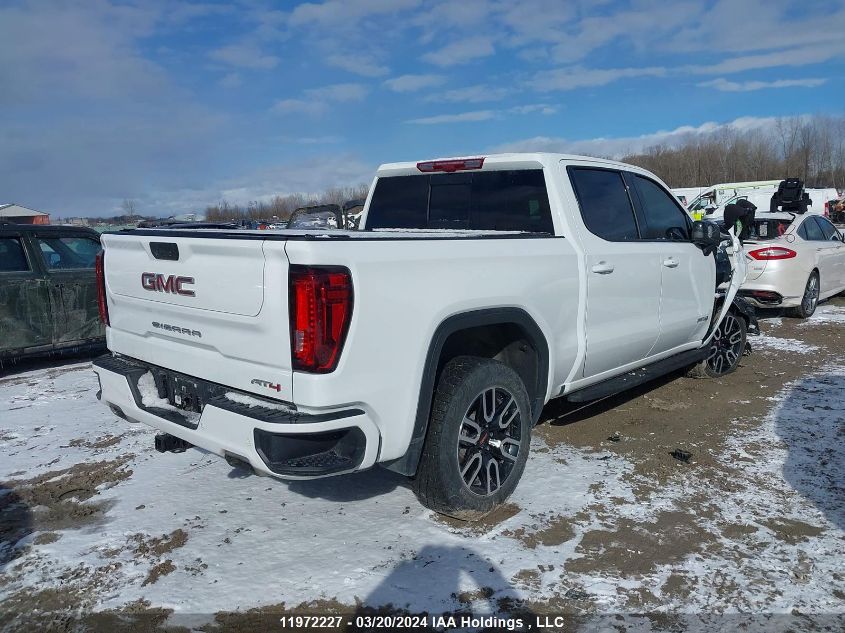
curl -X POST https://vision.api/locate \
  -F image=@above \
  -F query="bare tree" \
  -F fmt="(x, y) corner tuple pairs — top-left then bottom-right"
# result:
(121, 198), (138, 217)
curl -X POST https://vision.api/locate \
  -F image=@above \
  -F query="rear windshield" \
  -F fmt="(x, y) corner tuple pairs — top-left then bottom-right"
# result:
(749, 218), (793, 240)
(365, 169), (554, 233)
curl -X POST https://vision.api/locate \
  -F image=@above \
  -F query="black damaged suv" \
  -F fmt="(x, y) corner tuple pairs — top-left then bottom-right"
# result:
(0, 223), (104, 366)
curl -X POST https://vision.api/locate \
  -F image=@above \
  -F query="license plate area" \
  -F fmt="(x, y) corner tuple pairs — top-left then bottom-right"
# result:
(155, 372), (204, 414)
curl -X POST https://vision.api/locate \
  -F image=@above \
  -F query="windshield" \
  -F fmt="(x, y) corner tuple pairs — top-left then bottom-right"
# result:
(689, 192), (716, 211)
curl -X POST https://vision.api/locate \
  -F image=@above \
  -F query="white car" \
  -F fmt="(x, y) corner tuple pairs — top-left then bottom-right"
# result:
(740, 213), (845, 317)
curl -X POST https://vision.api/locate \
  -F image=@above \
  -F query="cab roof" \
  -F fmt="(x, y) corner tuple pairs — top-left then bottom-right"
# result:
(375, 152), (645, 177)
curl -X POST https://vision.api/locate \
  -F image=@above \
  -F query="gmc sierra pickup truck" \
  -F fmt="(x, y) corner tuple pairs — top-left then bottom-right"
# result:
(93, 153), (755, 519)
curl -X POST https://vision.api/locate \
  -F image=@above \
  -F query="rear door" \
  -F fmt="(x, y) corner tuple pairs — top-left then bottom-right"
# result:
(0, 233), (52, 355)
(811, 216), (845, 293)
(32, 233), (103, 345)
(567, 167), (661, 378)
(627, 172), (714, 352)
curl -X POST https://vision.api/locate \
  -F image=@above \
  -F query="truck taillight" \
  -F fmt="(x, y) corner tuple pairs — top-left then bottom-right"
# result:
(748, 247), (797, 260)
(289, 265), (353, 373)
(95, 250), (109, 326)
(824, 201), (829, 217)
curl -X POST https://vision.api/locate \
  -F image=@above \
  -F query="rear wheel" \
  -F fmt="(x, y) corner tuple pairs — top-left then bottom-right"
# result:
(787, 271), (820, 318)
(413, 356), (531, 521)
(688, 311), (747, 378)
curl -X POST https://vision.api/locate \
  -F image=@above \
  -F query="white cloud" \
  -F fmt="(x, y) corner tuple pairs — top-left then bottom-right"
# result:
(209, 43), (279, 69)
(219, 73), (241, 89)
(508, 104), (558, 115)
(279, 135), (344, 145)
(304, 82), (368, 102)
(406, 110), (497, 125)
(384, 74), (446, 92)
(326, 54), (389, 77)
(422, 36), (495, 66)
(493, 115), (788, 157)
(271, 99), (328, 116)
(0, 2), (166, 103)
(698, 77), (827, 92)
(529, 65), (667, 91)
(289, 0), (421, 28)
(426, 84), (509, 103)
(687, 43), (845, 75)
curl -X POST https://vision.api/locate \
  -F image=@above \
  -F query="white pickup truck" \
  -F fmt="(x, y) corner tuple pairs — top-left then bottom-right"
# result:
(93, 153), (756, 519)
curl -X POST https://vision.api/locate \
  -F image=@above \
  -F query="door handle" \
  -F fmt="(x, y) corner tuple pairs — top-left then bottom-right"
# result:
(591, 262), (614, 274)
(662, 258), (679, 268)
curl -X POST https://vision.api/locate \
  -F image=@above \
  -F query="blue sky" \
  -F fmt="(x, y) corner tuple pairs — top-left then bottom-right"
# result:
(1, 0), (844, 217)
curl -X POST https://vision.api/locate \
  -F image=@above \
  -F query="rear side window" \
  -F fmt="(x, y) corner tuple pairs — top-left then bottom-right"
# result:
(0, 237), (30, 272)
(813, 216), (838, 240)
(798, 218), (825, 241)
(366, 169), (554, 233)
(630, 175), (690, 240)
(568, 168), (639, 241)
(36, 236), (100, 269)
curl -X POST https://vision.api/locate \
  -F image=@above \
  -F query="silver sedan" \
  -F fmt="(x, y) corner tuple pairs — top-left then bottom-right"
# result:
(740, 213), (845, 318)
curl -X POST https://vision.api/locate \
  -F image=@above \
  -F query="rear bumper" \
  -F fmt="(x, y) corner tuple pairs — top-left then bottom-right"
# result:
(739, 285), (802, 309)
(92, 355), (380, 479)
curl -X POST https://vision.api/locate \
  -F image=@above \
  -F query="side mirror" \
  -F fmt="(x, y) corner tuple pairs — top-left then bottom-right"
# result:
(705, 205), (717, 214)
(691, 220), (721, 255)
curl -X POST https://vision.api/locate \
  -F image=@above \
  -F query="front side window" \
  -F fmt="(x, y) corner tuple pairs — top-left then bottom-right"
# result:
(568, 168), (639, 241)
(36, 237), (100, 269)
(366, 169), (554, 233)
(630, 175), (690, 240)
(0, 237), (30, 272)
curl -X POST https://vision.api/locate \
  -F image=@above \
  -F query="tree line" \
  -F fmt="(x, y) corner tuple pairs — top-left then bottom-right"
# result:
(622, 114), (845, 190)
(204, 185), (369, 222)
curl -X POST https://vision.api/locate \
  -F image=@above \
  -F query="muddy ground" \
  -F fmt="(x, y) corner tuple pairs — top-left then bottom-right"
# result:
(1, 299), (844, 632)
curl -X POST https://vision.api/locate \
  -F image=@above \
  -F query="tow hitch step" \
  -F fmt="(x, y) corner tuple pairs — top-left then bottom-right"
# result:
(154, 433), (192, 453)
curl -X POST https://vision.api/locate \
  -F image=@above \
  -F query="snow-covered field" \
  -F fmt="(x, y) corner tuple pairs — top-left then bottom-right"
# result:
(1, 309), (844, 631)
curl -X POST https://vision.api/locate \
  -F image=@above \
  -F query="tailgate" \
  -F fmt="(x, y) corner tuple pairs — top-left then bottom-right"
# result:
(101, 233), (293, 400)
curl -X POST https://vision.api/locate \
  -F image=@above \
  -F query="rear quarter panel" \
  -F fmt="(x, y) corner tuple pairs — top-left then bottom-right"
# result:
(285, 235), (579, 462)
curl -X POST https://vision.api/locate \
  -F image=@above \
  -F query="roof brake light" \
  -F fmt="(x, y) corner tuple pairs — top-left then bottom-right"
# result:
(416, 158), (485, 173)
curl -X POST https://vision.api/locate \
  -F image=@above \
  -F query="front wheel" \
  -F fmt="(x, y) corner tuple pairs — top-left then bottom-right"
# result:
(787, 271), (820, 318)
(688, 311), (747, 378)
(412, 356), (532, 521)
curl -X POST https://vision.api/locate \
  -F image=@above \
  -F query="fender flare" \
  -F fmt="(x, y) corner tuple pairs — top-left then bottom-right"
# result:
(382, 307), (549, 476)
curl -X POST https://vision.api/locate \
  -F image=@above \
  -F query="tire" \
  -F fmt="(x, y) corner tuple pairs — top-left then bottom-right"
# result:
(688, 311), (747, 378)
(412, 356), (532, 521)
(787, 271), (820, 318)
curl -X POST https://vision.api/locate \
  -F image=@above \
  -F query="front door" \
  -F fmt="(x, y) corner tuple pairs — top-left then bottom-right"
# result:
(626, 172), (715, 352)
(567, 166), (662, 378)
(0, 234), (52, 356)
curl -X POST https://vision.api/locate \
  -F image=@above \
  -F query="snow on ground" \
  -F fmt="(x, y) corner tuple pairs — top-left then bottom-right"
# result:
(801, 303), (845, 326)
(1, 361), (844, 625)
(751, 334), (819, 354)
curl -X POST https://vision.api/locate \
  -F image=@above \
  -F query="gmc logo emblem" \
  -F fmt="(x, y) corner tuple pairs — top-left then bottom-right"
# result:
(141, 272), (195, 297)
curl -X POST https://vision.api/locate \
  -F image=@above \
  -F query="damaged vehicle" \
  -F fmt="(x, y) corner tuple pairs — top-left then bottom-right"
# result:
(92, 153), (757, 519)
(0, 223), (104, 366)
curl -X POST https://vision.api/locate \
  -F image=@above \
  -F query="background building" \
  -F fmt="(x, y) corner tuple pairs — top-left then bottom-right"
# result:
(0, 203), (50, 224)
